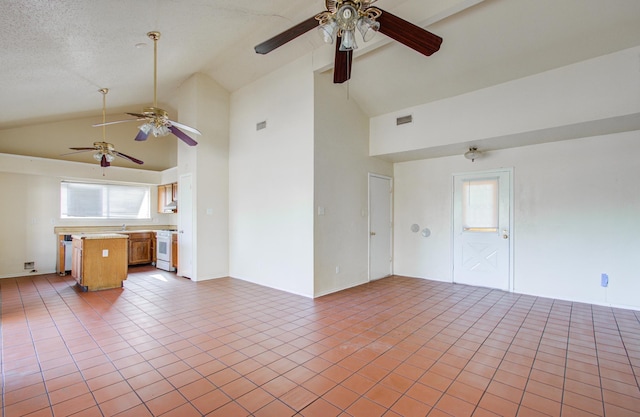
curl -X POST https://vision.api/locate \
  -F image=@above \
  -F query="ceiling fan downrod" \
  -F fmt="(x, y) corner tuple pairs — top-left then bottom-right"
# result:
(147, 31), (161, 109)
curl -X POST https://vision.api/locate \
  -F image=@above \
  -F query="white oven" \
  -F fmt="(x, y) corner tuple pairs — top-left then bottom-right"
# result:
(156, 230), (175, 271)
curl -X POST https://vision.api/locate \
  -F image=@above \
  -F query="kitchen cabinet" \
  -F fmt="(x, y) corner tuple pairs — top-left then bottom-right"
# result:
(171, 232), (178, 270)
(157, 182), (177, 213)
(128, 232), (153, 265)
(71, 234), (128, 291)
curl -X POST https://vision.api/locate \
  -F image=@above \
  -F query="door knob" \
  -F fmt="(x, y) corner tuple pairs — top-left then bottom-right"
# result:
(502, 230), (509, 239)
(370, 232), (376, 236)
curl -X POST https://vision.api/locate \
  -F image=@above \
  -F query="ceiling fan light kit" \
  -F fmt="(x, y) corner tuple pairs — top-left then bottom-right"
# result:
(316, 0), (382, 51)
(255, 0), (442, 84)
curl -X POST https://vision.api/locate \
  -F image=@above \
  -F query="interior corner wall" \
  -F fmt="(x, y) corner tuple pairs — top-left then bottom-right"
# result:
(313, 72), (393, 297)
(393, 131), (640, 310)
(229, 56), (315, 297)
(177, 73), (230, 281)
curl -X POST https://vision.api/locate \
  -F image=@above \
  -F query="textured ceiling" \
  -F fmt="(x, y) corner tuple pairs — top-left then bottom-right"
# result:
(1, 0), (639, 170)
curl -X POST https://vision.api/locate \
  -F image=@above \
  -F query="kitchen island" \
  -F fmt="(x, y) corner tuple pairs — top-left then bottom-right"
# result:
(71, 233), (128, 291)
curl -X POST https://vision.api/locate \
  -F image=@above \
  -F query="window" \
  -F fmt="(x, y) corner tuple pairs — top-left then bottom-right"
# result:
(462, 178), (498, 232)
(61, 181), (151, 219)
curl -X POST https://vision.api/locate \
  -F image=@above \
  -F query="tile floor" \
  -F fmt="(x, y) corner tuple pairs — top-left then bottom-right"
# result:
(1, 266), (639, 417)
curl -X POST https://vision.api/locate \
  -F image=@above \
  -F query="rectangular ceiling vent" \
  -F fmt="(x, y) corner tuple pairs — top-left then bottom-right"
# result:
(256, 120), (267, 131)
(396, 115), (413, 126)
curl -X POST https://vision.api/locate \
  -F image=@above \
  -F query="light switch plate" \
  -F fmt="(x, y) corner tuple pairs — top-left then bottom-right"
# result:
(102, 249), (109, 257)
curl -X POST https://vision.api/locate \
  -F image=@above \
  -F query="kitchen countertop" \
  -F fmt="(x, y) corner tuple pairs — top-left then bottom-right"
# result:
(71, 233), (128, 240)
(55, 225), (177, 235)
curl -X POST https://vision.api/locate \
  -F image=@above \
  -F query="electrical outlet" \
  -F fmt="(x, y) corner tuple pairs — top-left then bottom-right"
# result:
(24, 261), (35, 270)
(335, 266), (340, 274)
(102, 249), (109, 257)
(601, 273), (609, 287)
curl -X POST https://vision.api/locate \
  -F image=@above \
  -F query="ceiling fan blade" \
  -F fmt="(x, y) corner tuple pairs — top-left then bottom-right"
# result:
(378, 9), (443, 56)
(93, 119), (141, 128)
(126, 112), (148, 119)
(168, 125), (198, 146)
(61, 148), (96, 156)
(255, 16), (319, 54)
(134, 129), (150, 142)
(100, 155), (110, 167)
(169, 120), (202, 135)
(113, 151), (144, 165)
(333, 36), (353, 84)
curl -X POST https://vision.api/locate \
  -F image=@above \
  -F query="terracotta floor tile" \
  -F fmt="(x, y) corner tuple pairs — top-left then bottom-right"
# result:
(324, 385), (360, 409)
(98, 391), (142, 416)
(253, 399), (296, 417)
(346, 396), (387, 417)
(342, 373), (377, 395)
(51, 392), (97, 417)
(3, 272), (640, 417)
(204, 400), (250, 417)
(279, 385), (317, 411)
(365, 384), (404, 408)
(390, 395), (432, 417)
(478, 392), (519, 416)
(299, 398), (341, 417)
(190, 388), (232, 415)
(145, 390), (187, 416)
(135, 379), (175, 402)
(520, 391), (561, 416)
(302, 373), (336, 396)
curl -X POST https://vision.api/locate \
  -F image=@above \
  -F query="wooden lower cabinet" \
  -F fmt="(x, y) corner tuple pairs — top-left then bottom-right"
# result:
(128, 232), (153, 265)
(171, 233), (177, 270)
(71, 234), (128, 291)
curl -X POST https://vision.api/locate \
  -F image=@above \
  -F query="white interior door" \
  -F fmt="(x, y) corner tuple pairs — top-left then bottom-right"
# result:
(369, 174), (393, 280)
(453, 169), (512, 290)
(178, 173), (194, 279)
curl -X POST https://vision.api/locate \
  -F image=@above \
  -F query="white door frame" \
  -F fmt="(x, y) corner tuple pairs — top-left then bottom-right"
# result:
(452, 168), (514, 291)
(368, 173), (393, 281)
(178, 173), (194, 280)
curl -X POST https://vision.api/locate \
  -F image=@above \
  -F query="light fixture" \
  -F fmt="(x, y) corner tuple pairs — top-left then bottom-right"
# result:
(93, 148), (115, 163)
(464, 147), (481, 162)
(316, 1), (382, 52)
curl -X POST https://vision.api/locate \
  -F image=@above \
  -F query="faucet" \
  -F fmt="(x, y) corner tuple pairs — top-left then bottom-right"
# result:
(121, 224), (126, 231)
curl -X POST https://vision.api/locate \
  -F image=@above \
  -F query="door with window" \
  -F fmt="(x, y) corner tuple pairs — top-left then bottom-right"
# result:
(453, 170), (512, 290)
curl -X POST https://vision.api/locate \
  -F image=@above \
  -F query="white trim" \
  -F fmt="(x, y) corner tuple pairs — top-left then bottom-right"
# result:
(368, 173), (394, 281)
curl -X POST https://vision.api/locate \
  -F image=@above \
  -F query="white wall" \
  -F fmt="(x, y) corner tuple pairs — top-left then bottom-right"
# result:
(177, 73), (230, 281)
(313, 72), (393, 296)
(371, 46), (640, 156)
(0, 153), (175, 278)
(229, 56), (315, 297)
(394, 131), (640, 310)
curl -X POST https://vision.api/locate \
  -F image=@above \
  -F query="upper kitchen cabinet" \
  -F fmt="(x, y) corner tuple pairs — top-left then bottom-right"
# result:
(158, 182), (177, 213)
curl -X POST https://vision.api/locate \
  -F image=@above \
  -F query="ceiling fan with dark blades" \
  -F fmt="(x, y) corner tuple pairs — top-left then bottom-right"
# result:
(93, 31), (200, 146)
(254, 0), (443, 84)
(66, 89), (144, 168)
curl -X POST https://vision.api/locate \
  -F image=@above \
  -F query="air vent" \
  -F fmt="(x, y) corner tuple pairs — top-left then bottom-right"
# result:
(396, 115), (413, 125)
(256, 120), (267, 131)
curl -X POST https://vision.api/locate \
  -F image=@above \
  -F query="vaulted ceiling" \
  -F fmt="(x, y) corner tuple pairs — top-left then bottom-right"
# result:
(1, 0), (639, 170)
